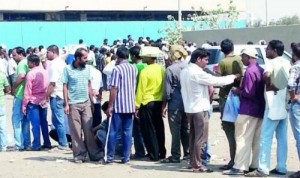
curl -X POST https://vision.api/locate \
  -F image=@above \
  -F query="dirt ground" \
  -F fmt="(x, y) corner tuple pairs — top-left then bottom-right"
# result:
(0, 92), (298, 178)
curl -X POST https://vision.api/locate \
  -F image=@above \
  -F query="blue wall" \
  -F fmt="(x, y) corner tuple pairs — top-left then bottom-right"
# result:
(0, 21), (246, 49)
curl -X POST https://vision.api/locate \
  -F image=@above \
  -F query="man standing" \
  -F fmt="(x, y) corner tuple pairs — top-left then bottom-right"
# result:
(217, 39), (244, 170)
(22, 55), (51, 151)
(105, 47), (137, 164)
(135, 46), (166, 161)
(223, 48), (265, 175)
(246, 40), (291, 177)
(129, 46), (147, 159)
(63, 47), (101, 163)
(41, 45), (69, 150)
(161, 45), (189, 163)
(180, 48), (239, 172)
(0, 70), (10, 151)
(11, 47), (30, 151)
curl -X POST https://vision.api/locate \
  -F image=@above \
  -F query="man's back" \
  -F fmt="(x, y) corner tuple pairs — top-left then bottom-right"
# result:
(217, 55), (243, 97)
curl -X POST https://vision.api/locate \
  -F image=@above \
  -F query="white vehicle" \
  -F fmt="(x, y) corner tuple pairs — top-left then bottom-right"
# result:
(203, 44), (292, 105)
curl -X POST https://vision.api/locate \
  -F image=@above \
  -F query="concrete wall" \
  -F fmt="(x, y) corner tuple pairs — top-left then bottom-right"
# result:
(182, 25), (300, 48)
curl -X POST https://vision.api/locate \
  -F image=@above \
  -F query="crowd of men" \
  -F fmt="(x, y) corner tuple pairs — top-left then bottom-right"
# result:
(0, 36), (299, 178)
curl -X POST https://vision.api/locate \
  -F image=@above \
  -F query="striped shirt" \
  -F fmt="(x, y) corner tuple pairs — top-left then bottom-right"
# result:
(110, 60), (137, 113)
(62, 63), (91, 104)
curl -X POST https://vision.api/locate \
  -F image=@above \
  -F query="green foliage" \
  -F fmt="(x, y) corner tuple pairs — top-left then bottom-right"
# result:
(269, 15), (300, 26)
(158, 15), (183, 45)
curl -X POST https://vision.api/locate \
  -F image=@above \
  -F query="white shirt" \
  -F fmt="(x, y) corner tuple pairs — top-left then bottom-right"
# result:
(103, 60), (116, 87)
(0, 58), (8, 77)
(48, 57), (66, 99)
(180, 63), (235, 113)
(8, 58), (17, 76)
(90, 66), (103, 104)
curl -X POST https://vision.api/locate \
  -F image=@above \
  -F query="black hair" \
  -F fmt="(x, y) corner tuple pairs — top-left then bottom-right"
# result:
(47, 45), (59, 54)
(38, 45), (44, 51)
(14, 46), (26, 57)
(74, 48), (87, 60)
(268, 40), (284, 56)
(79, 39), (84, 44)
(27, 54), (40, 66)
(129, 46), (141, 58)
(26, 47), (33, 55)
(190, 48), (210, 63)
(116, 47), (129, 59)
(292, 43), (300, 58)
(220, 38), (234, 55)
(101, 101), (109, 112)
(89, 45), (95, 50)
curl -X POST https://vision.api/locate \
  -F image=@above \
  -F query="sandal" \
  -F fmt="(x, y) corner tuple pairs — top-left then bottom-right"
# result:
(160, 156), (180, 163)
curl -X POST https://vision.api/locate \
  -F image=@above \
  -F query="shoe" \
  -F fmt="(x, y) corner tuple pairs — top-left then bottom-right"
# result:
(195, 167), (214, 173)
(219, 164), (233, 170)
(245, 170), (268, 177)
(57, 145), (70, 151)
(41, 146), (51, 151)
(270, 168), (286, 175)
(223, 168), (244, 175)
(183, 154), (190, 160)
(74, 159), (83, 164)
(289, 171), (300, 178)
(160, 156), (180, 163)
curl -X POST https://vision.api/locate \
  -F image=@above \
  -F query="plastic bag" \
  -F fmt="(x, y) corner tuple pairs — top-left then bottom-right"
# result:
(222, 91), (240, 122)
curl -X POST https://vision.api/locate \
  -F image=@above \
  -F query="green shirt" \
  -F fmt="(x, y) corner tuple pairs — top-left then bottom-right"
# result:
(217, 55), (244, 98)
(14, 59), (29, 100)
(134, 61), (147, 83)
(0, 73), (9, 105)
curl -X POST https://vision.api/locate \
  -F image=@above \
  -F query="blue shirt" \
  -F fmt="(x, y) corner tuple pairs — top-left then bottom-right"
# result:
(62, 63), (91, 104)
(110, 60), (137, 113)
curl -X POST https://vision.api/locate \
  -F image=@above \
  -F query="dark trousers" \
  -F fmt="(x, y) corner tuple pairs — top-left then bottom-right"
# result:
(219, 97), (236, 167)
(139, 101), (166, 161)
(187, 111), (209, 169)
(168, 108), (189, 160)
(92, 103), (102, 128)
(132, 118), (146, 158)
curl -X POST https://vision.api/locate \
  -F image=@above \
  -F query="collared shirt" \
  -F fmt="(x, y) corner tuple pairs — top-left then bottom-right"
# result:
(22, 66), (48, 108)
(163, 61), (185, 110)
(217, 55), (244, 98)
(48, 57), (66, 99)
(110, 60), (137, 113)
(180, 63), (235, 113)
(288, 60), (300, 94)
(135, 63), (165, 108)
(239, 63), (265, 118)
(14, 59), (29, 100)
(62, 63), (91, 104)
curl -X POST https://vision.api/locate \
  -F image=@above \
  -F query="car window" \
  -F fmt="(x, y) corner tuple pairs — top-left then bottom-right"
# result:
(207, 49), (224, 65)
(255, 48), (264, 64)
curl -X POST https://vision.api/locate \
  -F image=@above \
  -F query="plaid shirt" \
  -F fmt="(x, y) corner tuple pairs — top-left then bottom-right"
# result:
(288, 61), (300, 94)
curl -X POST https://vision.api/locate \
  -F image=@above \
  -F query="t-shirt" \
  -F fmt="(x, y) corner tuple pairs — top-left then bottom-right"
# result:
(0, 73), (9, 105)
(217, 55), (244, 98)
(14, 59), (29, 100)
(48, 57), (66, 99)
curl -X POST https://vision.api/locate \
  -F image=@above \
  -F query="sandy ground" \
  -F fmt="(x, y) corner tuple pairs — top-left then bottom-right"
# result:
(0, 92), (299, 178)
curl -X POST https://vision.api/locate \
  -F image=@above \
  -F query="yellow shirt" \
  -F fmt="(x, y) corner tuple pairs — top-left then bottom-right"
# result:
(135, 63), (165, 108)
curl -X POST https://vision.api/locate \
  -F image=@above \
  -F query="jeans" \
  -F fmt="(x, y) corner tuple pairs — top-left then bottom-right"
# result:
(0, 105), (7, 151)
(289, 102), (300, 161)
(27, 103), (51, 150)
(107, 113), (133, 163)
(50, 96), (68, 147)
(11, 97), (30, 149)
(258, 109), (287, 175)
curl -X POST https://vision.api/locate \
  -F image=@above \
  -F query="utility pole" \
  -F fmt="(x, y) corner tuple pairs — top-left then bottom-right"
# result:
(178, 0), (182, 28)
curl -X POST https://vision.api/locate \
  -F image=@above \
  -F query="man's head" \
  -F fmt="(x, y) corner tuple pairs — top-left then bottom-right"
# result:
(291, 42), (300, 63)
(139, 46), (161, 64)
(89, 45), (95, 52)
(129, 46), (141, 63)
(79, 39), (84, 44)
(190, 48), (210, 68)
(12, 46), (26, 62)
(266, 40), (284, 59)
(240, 48), (258, 66)
(27, 54), (40, 69)
(103, 39), (108, 45)
(116, 47), (129, 64)
(169, 45), (188, 61)
(46, 45), (59, 60)
(74, 48), (88, 68)
(220, 38), (234, 55)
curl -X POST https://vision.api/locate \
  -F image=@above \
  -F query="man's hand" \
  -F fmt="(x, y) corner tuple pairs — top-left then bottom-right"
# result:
(231, 87), (240, 95)
(96, 93), (102, 102)
(162, 106), (167, 118)
(135, 109), (140, 119)
(64, 104), (70, 115)
(40, 99), (48, 107)
(291, 95), (300, 103)
(11, 87), (15, 96)
(106, 106), (113, 118)
(22, 106), (26, 115)
(91, 103), (95, 113)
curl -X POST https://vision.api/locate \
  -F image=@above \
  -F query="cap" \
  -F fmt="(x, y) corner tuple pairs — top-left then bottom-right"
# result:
(240, 48), (258, 59)
(140, 46), (162, 58)
(169, 45), (188, 61)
